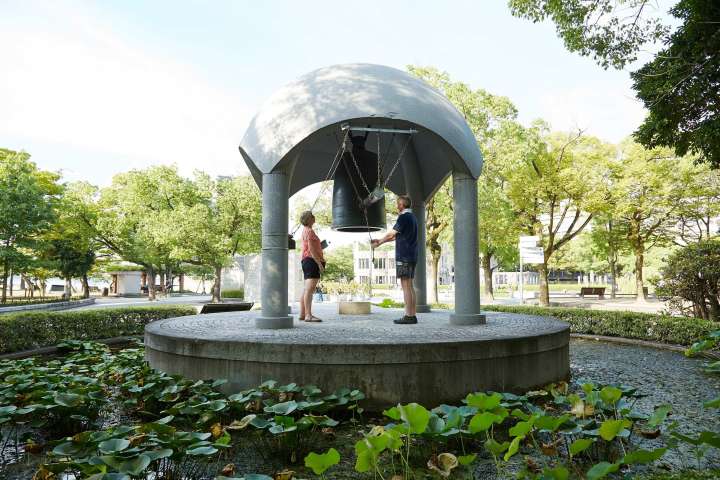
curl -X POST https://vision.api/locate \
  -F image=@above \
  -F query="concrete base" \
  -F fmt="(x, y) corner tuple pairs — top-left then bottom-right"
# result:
(338, 301), (371, 315)
(254, 315), (293, 329)
(145, 304), (569, 409)
(416, 304), (432, 313)
(449, 313), (486, 326)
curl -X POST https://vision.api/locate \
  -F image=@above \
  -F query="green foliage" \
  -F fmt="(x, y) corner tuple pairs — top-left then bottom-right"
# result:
(0, 305), (196, 353)
(508, 0), (669, 69)
(304, 447), (340, 476)
(656, 239), (720, 321)
(0, 149), (62, 302)
(407, 65), (519, 302)
(220, 289), (244, 299)
(0, 340), (700, 479)
(322, 245), (354, 282)
(483, 304), (717, 346)
(0, 295), (85, 307)
(632, 0), (720, 168)
(495, 121), (615, 305)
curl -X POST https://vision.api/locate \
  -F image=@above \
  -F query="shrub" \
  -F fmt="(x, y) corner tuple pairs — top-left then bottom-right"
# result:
(482, 304), (716, 346)
(654, 239), (720, 321)
(0, 305), (196, 354)
(220, 288), (244, 299)
(0, 296), (85, 307)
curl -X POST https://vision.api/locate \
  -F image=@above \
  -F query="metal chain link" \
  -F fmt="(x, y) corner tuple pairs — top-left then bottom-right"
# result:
(381, 134), (412, 190)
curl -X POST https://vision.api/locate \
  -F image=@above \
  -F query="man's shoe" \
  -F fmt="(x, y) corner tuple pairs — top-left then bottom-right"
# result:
(394, 315), (418, 325)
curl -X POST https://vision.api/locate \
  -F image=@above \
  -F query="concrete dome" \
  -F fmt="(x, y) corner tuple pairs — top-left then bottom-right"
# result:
(239, 63), (483, 201)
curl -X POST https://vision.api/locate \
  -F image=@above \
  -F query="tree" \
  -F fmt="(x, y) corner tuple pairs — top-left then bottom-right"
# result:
(674, 162), (720, 245)
(43, 237), (95, 299)
(169, 175), (262, 302)
(508, 0), (669, 69)
(292, 183), (333, 228)
(323, 245), (355, 282)
(510, 0), (720, 168)
(588, 213), (630, 298)
(91, 166), (203, 300)
(610, 140), (690, 300)
(407, 65), (518, 303)
(632, 0), (720, 167)
(655, 238), (720, 320)
(499, 122), (612, 305)
(424, 179), (453, 303)
(44, 182), (103, 298)
(0, 149), (61, 302)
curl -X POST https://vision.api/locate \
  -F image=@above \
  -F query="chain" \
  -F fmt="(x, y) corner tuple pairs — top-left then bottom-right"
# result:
(376, 132), (382, 186)
(291, 128), (349, 236)
(346, 146), (373, 196)
(378, 132), (395, 182)
(382, 134), (412, 190)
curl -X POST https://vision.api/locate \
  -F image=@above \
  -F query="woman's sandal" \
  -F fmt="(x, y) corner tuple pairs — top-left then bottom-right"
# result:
(304, 315), (322, 323)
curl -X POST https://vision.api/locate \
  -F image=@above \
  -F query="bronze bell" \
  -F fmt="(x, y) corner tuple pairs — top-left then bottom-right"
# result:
(331, 136), (386, 232)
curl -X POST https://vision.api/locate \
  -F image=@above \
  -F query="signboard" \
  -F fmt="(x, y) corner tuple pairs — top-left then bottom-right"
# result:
(520, 246), (543, 263)
(518, 235), (539, 247)
(521, 255), (544, 265)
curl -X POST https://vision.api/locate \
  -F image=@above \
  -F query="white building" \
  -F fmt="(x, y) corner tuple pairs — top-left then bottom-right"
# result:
(352, 242), (455, 286)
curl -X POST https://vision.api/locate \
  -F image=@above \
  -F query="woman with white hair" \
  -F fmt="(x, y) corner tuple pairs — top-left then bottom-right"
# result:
(299, 210), (325, 322)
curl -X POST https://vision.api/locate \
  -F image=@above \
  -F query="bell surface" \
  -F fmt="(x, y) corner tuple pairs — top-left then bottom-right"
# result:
(332, 146), (386, 232)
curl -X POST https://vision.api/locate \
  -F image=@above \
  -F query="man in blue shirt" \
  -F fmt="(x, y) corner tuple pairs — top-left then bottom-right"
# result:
(371, 195), (419, 324)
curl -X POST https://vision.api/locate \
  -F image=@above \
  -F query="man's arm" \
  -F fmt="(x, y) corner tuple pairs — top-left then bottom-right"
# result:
(372, 230), (397, 248)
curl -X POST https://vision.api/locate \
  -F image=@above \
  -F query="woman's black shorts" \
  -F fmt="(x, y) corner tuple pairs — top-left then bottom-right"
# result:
(301, 258), (324, 279)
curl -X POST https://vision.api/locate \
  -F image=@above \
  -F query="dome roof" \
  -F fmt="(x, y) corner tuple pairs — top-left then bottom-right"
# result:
(238, 63), (483, 200)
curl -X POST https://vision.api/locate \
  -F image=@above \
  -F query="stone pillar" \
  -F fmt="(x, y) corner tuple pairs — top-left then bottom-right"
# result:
(258, 171), (293, 329)
(450, 171), (485, 326)
(413, 201), (430, 313)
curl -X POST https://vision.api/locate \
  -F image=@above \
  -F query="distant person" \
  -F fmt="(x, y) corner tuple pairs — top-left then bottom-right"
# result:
(371, 195), (418, 324)
(299, 210), (325, 322)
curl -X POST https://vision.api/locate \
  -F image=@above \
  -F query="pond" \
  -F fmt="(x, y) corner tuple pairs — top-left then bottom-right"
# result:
(0, 339), (718, 479)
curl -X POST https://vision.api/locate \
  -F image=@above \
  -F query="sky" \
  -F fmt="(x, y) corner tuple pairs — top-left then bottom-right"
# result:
(0, 0), (675, 189)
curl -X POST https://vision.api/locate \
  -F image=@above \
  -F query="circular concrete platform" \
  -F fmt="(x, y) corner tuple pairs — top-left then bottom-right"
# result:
(144, 304), (569, 408)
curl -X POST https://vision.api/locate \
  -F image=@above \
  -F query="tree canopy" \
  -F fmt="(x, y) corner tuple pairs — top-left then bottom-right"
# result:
(508, 0), (669, 69)
(632, 0), (720, 167)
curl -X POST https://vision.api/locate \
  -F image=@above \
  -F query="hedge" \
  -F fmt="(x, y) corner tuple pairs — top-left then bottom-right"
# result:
(483, 304), (717, 346)
(221, 289), (244, 299)
(0, 296), (85, 308)
(0, 305), (197, 354)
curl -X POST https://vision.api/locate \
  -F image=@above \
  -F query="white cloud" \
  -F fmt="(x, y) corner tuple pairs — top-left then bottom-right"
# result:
(531, 82), (647, 143)
(0, 1), (253, 182)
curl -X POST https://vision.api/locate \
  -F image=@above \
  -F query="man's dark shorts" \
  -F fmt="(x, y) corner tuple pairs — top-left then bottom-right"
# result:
(396, 261), (416, 279)
(301, 258), (324, 279)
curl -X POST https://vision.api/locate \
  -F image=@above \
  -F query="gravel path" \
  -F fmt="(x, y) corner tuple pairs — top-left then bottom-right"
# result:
(570, 338), (720, 469)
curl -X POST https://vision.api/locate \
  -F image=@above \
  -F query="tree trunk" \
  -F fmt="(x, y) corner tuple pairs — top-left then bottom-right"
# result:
(147, 267), (157, 301)
(609, 259), (618, 299)
(64, 277), (72, 299)
(1, 259), (8, 303)
(179, 273), (185, 293)
(634, 249), (647, 301)
(81, 274), (90, 299)
(211, 265), (222, 303)
(538, 261), (550, 306)
(40, 279), (46, 297)
(9, 269), (13, 297)
(707, 283), (720, 322)
(428, 251), (440, 304)
(481, 254), (494, 301)
(159, 270), (166, 297)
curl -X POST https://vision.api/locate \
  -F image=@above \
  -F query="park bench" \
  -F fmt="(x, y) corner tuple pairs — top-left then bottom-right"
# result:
(579, 287), (606, 299)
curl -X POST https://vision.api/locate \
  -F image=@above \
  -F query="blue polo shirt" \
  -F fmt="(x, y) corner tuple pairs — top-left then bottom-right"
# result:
(393, 210), (418, 263)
